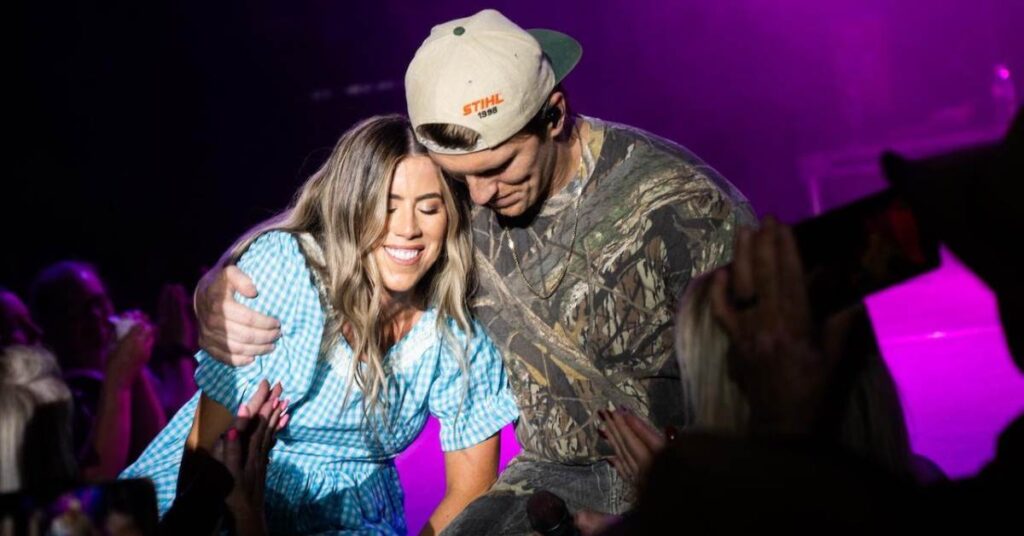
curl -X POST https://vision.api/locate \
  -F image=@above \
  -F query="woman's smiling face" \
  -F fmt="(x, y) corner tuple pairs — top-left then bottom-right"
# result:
(372, 155), (449, 300)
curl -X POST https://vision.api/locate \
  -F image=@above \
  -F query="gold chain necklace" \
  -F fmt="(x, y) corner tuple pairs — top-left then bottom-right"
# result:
(502, 135), (585, 300)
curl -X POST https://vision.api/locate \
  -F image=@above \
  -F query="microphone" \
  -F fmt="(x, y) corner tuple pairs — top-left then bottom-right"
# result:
(526, 490), (579, 536)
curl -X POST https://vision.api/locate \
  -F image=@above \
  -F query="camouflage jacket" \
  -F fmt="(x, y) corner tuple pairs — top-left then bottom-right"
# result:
(470, 116), (756, 464)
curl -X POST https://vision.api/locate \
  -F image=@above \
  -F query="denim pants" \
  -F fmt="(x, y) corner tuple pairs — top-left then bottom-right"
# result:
(441, 454), (634, 535)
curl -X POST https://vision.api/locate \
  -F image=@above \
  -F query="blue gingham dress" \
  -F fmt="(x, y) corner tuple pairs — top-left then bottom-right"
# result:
(121, 231), (519, 534)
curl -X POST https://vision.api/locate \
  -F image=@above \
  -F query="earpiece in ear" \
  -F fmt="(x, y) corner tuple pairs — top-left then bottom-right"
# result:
(544, 106), (562, 126)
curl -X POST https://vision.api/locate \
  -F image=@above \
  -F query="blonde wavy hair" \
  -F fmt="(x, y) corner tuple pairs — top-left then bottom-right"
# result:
(675, 276), (747, 434)
(225, 115), (475, 422)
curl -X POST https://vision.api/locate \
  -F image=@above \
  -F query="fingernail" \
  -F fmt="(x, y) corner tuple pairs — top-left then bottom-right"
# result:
(226, 428), (238, 441)
(278, 414), (290, 429)
(238, 406), (250, 418)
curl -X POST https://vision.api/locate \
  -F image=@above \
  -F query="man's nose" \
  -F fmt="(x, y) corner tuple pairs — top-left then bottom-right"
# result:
(467, 178), (498, 207)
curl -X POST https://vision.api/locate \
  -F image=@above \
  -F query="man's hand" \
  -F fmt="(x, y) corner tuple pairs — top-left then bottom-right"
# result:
(195, 265), (281, 366)
(599, 408), (667, 485)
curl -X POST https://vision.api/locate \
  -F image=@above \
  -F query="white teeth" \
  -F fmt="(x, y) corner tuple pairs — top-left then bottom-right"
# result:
(385, 247), (420, 261)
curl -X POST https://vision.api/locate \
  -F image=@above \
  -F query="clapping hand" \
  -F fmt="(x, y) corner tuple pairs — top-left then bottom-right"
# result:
(105, 311), (156, 390)
(210, 380), (289, 536)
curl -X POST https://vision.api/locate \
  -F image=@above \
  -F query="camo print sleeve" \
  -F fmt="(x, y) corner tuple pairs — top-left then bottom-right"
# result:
(644, 163), (757, 300)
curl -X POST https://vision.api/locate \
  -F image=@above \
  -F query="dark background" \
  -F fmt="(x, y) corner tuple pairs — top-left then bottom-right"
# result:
(7, 0), (1022, 311)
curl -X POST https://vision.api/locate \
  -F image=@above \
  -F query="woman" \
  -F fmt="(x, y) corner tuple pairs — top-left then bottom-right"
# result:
(122, 116), (519, 534)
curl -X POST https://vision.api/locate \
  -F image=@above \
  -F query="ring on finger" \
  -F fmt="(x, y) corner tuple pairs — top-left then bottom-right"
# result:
(731, 293), (759, 310)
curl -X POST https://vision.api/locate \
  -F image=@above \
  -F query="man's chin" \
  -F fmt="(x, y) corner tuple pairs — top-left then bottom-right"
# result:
(494, 207), (523, 218)
(491, 200), (529, 218)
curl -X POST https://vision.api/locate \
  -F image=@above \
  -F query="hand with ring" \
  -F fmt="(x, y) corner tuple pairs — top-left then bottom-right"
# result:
(709, 217), (835, 435)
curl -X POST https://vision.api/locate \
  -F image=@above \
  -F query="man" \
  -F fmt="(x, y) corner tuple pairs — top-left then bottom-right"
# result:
(195, 9), (754, 534)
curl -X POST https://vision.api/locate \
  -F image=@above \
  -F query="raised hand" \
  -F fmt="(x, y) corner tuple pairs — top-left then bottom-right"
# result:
(105, 312), (156, 390)
(709, 217), (836, 435)
(210, 380), (289, 536)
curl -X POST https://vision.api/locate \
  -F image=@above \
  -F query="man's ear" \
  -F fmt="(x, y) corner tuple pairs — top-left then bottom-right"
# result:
(546, 91), (568, 139)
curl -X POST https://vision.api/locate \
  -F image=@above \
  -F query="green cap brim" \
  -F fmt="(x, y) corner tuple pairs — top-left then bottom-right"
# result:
(528, 28), (582, 83)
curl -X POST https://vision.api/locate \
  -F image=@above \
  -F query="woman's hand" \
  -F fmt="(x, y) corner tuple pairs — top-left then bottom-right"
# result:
(574, 509), (623, 536)
(598, 408), (667, 485)
(210, 380), (289, 536)
(105, 312), (156, 390)
(709, 217), (837, 435)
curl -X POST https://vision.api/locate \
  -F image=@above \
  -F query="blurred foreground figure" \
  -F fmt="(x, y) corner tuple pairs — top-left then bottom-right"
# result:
(596, 109), (1022, 534)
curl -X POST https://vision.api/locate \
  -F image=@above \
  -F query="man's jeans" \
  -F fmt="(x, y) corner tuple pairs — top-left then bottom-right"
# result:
(441, 454), (633, 535)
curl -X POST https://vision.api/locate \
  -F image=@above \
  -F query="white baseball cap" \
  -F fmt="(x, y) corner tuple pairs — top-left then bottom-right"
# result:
(405, 9), (582, 154)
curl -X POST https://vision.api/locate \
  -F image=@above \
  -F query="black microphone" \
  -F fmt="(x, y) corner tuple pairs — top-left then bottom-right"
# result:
(526, 490), (579, 536)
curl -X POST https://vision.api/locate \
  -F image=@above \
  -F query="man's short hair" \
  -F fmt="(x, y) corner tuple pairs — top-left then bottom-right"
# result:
(417, 87), (569, 152)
